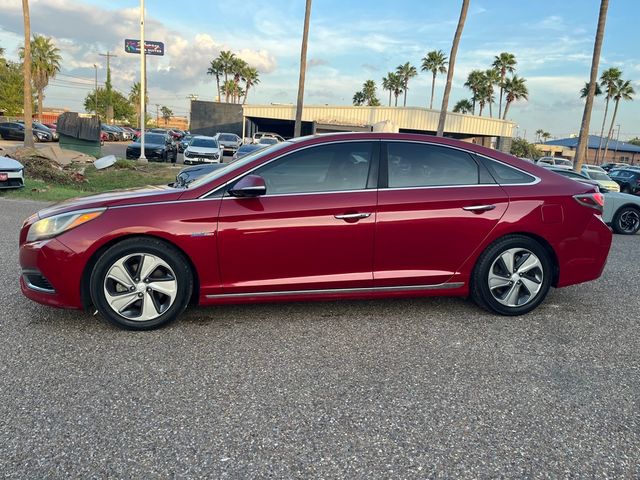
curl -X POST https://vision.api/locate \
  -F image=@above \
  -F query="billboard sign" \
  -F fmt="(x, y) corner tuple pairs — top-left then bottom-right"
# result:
(124, 39), (165, 56)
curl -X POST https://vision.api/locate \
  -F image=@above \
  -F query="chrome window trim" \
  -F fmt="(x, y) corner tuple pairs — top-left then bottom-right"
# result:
(205, 282), (464, 299)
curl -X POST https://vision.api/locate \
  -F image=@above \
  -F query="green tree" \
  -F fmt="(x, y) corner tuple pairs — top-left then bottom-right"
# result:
(492, 52), (517, 118)
(352, 90), (366, 106)
(128, 81), (147, 128)
(83, 88), (135, 122)
(382, 72), (403, 107)
(628, 137), (640, 146)
(595, 67), (622, 161)
(381, 72), (395, 106)
(19, 35), (61, 121)
(0, 60), (28, 116)
(602, 78), (635, 160)
(464, 70), (486, 115)
(241, 66), (260, 104)
(216, 50), (236, 102)
(396, 62), (417, 107)
(511, 137), (542, 159)
(230, 57), (248, 103)
(421, 50), (447, 109)
(535, 129), (544, 142)
(502, 75), (528, 119)
(207, 58), (224, 101)
(452, 99), (472, 114)
(21, 0), (34, 147)
(160, 105), (173, 126)
(580, 81), (602, 98)
(484, 68), (501, 118)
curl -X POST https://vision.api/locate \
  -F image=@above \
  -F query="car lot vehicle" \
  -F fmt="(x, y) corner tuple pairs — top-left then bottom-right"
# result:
(183, 136), (223, 165)
(601, 192), (640, 235)
(252, 132), (285, 144)
(118, 126), (135, 140)
(0, 122), (40, 142)
(178, 134), (194, 153)
(101, 125), (121, 141)
(125, 133), (177, 162)
(580, 165), (620, 193)
(231, 143), (268, 162)
(174, 163), (228, 187)
(545, 167), (603, 191)
(258, 137), (279, 146)
(17, 121), (56, 142)
(215, 132), (242, 156)
(601, 162), (629, 172)
(608, 169), (640, 195)
(0, 156), (24, 189)
(536, 156), (573, 170)
(19, 133), (612, 330)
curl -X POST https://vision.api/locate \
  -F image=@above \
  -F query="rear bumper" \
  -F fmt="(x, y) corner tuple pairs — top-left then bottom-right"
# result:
(556, 214), (612, 287)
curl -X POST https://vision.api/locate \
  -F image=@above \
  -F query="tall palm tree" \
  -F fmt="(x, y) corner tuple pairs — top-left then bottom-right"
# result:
(580, 81), (602, 98)
(452, 99), (472, 114)
(241, 66), (260, 104)
(390, 73), (403, 107)
(396, 62), (417, 107)
(217, 50), (236, 102)
(421, 50), (448, 109)
(602, 79), (635, 161)
(492, 52), (517, 118)
(381, 72), (395, 106)
(464, 70), (486, 115)
(484, 68), (501, 118)
(502, 75), (528, 119)
(19, 34), (61, 122)
(535, 129), (544, 142)
(595, 67), (622, 162)
(230, 57), (247, 103)
(352, 91), (365, 106)
(575, 0), (609, 171)
(221, 80), (236, 102)
(21, 0), (34, 148)
(437, 0), (470, 136)
(476, 82), (492, 116)
(294, 0), (312, 137)
(128, 81), (147, 128)
(207, 58), (224, 102)
(160, 105), (173, 126)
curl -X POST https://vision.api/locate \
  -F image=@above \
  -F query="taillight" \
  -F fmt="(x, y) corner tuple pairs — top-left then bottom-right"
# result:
(574, 193), (604, 214)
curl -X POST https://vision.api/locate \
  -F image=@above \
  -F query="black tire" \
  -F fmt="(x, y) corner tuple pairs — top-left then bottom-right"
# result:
(612, 206), (640, 235)
(89, 237), (193, 330)
(471, 235), (553, 316)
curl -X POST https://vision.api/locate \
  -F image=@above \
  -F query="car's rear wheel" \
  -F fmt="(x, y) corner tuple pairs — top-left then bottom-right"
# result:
(471, 235), (552, 316)
(612, 206), (640, 235)
(90, 238), (193, 330)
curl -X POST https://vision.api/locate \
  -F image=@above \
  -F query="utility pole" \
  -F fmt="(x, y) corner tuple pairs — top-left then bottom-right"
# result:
(138, 0), (147, 161)
(186, 94), (198, 131)
(99, 51), (117, 124)
(93, 64), (98, 118)
(156, 104), (160, 127)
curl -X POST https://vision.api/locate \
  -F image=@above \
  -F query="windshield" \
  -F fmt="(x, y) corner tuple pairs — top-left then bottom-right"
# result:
(259, 138), (278, 145)
(556, 159), (573, 166)
(218, 134), (237, 142)
(190, 138), (218, 148)
(143, 134), (165, 144)
(187, 141), (292, 190)
(588, 171), (613, 181)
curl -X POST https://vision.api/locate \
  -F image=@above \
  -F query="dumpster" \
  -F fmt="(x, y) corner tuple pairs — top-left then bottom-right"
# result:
(56, 113), (102, 158)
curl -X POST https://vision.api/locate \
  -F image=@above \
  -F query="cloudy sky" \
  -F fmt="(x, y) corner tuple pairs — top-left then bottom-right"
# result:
(0, 0), (638, 141)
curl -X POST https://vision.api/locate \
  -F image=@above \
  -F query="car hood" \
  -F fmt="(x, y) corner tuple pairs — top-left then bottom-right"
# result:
(0, 156), (24, 170)
(37, 185), (182, 219)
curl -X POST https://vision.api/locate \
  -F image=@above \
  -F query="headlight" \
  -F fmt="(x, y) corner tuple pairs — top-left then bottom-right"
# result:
(27, 208), (105, 242)
(184, 151), (191, 158)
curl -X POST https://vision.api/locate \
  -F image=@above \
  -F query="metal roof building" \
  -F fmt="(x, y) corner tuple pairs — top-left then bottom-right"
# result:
(543, 135), (640, 164)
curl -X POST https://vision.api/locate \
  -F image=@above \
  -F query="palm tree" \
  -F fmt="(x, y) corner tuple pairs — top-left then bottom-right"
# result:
(294, 0), (312, 137)
(390, 73), (404, 107)
(396, 62), (417, 107)
(541, 131), (551, 142)
(381, 72), (395, 106)
(0, 45), (5, 57)
(602, 79), (635, 161)
(437, 0), (470, 136)
(129, 81), (147, 128)
(216, 50), (236, 102)
(207, 58), (224, 102)
(21, 0), (34, 148)
(421, 50), (448, 109)
(464, 70), (486, 114)
(476, 82), (493, 116)
(352, 91), (365, 106)
(241, 66), (260, 104)
(221, 79), (236, 102)
(502, 75), (528, 119)
(492, 52), (517, 118)
(595, 67), (622, 162)
(452, 99), (472, 114)
(580, 81), (602, 98)
(575, 0), (609, 171)
(160, 105), (173, 126)
(484, 68), (501, 118)
(19, 34), (61, 122)
(230, 57), (248, 103)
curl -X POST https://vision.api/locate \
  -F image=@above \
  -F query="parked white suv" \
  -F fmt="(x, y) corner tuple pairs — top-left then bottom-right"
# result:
(183, 136), (223, 165)
(252, 132), (285, 144)
(536, 156), (573, 170)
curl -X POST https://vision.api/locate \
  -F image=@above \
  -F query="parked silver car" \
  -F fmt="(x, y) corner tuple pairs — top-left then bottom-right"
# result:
(183, 136), (223, 165)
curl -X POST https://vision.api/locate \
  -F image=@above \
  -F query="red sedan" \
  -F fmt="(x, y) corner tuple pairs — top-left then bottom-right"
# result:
(19, 133), (612, 330)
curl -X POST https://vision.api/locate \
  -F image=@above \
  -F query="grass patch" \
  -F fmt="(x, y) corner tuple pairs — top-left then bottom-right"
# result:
(1, 161), (178, 202)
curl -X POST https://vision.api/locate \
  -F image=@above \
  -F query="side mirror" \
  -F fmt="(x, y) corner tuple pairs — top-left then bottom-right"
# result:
(229, 174), (266, 198)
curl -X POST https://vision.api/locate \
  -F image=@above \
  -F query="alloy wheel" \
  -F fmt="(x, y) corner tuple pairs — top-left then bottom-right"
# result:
(103, 253), (177, 321)
(618, 209), (640, 234)
(487, 248), (544, 308)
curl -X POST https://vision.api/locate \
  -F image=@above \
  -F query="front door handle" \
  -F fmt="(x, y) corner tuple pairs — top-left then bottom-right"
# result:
(462, 204), (496, 212)
(334, 213), (372, 220)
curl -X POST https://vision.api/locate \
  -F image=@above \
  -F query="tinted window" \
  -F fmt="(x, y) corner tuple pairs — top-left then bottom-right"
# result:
(219, 134), (237, 142)
(253, 142), (374, 194)
(481, 157), (536, 184)
(143, 134), (166, 144)
(386, 143), (479, 188)
(557, 170), (586, 179)
(190, 138), (217, 148)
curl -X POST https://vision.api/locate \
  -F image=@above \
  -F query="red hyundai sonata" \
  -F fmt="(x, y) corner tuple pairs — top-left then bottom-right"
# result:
(19, 133), (612, 330)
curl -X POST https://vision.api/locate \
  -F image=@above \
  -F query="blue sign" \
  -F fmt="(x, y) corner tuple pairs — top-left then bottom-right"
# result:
(124, 39), (165, 56)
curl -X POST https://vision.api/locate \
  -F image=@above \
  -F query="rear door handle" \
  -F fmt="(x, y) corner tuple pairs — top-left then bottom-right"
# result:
(334, 213), (372, 220)
(462, 204), (496, 212)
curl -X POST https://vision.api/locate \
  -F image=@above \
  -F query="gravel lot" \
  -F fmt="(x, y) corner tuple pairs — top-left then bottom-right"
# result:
(1, 198), (638, 478)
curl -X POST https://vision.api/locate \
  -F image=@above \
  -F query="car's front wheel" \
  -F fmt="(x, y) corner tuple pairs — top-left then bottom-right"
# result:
(471, 235), (553, 316)
(612, 206), (640, 235)
(90, 237), (193, 330)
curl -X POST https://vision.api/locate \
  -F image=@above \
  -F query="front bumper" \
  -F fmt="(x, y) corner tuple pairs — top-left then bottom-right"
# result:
(19, 237), (85, 309)
(0, 170), (24, 189)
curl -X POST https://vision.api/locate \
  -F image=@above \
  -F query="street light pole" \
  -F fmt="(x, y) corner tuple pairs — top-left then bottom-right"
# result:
(93, 64), (98, 118)
(138, 0), (147, 162)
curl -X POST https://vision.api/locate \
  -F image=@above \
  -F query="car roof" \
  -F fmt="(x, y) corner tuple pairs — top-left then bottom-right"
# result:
(191, 135), (216, 140)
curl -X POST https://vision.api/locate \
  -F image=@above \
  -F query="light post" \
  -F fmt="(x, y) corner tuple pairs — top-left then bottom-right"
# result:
(138, 0), (147, 162)
(93, 64), (98, 118)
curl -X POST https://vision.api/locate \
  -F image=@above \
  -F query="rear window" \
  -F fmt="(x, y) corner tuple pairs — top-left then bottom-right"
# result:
(219, 134), (237, 142)
(480, 157), (536, 184)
